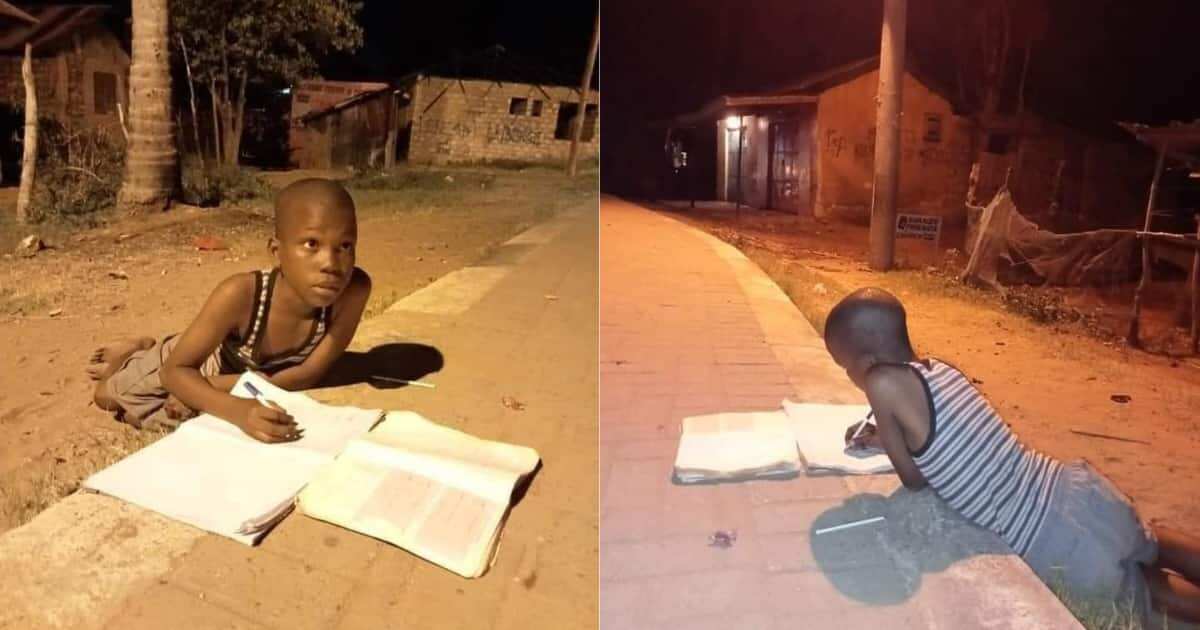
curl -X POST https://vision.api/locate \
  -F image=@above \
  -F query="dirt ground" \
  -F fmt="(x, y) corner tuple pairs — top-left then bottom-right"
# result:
(0, 165), (596, 534)
(661, 204), (1200, 539)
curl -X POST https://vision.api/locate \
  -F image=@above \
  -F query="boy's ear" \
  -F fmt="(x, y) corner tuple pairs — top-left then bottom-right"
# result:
(267, 236), (280, 263)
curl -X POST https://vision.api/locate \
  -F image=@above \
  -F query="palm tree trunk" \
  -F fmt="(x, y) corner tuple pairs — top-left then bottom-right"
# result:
(117, 0), (178, 212)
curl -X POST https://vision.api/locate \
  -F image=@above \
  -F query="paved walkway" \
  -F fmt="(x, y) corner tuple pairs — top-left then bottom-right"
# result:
(0, 204), (598, 630)
(598, 197), (1082, 629)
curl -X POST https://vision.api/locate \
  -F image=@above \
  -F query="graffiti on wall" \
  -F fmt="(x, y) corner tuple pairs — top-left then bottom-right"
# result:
(485, 121), (541, 145)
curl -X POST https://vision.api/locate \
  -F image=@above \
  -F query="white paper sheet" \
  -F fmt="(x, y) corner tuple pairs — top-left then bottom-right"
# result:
(83, 372), (381, 544)
(782, 400), (894, 475)
(672, 411), (802, 483)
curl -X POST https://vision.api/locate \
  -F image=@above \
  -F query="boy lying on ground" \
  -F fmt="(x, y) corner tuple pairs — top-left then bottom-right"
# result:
(87, 178), (372, 443)
(824, 287), (1200, 625)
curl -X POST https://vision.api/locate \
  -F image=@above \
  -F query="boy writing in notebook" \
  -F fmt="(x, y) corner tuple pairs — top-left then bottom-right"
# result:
(87, 178), (372, 443)
(823, 287), (1200, 625)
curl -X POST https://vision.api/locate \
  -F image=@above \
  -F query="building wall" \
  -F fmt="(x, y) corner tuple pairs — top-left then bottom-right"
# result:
(407, 77), (599, 164)
(0, 24), (128, 134)
(813, 70), (973, 225)
(288, 79), (388, 169)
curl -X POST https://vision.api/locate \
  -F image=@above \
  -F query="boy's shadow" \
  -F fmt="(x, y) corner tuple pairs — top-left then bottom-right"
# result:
(809, 486), (1014, 605)
(316, 343), (445, 389)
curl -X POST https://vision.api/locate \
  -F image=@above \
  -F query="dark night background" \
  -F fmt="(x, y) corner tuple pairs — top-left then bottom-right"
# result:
(601, 0), (1200, 195)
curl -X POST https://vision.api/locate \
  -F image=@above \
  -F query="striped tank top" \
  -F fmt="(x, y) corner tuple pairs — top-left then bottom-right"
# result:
(906, 358), (1062, 557)
(215, 268), (330, 373)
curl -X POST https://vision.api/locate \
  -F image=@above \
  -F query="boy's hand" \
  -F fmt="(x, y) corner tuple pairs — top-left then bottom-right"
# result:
(236, 399), (302, 443)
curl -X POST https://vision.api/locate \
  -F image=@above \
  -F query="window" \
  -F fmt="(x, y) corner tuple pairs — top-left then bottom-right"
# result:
(508, 97), (528, 115)
(554, 103), (578, 139)
(555, 102), (598, 140)
(986, 133), (1011, 154)
(923, 113), (942, 143)
(530, 100), (543, 117)
(93, 71), (116, 115)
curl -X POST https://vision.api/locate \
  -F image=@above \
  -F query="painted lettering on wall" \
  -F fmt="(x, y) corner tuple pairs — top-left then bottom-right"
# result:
(485, 121), (541, 145)
(422, 118), (473, 137)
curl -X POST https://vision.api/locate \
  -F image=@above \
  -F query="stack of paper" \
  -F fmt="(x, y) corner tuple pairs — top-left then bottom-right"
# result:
(671, 411), (801, 484)
(297, 412), (541, 578)
(83, 372), (382, 544)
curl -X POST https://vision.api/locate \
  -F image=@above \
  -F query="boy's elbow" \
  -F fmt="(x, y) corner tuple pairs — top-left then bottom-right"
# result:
(900, 476), (928, 491)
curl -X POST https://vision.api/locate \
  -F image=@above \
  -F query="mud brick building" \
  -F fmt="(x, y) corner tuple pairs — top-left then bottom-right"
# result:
(289, 47), (599, 169)
(669, 56), (1150, 230)
(0, 5), (128, 132)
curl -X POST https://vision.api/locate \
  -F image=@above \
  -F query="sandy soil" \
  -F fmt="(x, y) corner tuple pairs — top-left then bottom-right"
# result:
(0, 166), (595, 533)
(662, 204), (1200, 539)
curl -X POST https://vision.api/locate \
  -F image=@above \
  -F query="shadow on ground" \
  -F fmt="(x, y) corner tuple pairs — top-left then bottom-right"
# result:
(317, 342), (445, 389)
(810, 487), (1014, 605)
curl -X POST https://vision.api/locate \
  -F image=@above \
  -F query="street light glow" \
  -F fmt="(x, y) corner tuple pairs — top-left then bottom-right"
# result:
(725, 115), (741, 130)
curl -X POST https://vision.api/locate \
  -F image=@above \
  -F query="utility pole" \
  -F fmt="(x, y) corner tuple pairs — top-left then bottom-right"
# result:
(567, 9), (600, 177)
(868, 0), (907, 271)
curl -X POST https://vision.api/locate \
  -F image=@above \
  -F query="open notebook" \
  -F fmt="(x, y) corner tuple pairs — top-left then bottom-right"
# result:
(297, 412), (541, 578)
(783, 401), (893, 475)
(672, 411), (802, 484)
(83, 372), (382, 544)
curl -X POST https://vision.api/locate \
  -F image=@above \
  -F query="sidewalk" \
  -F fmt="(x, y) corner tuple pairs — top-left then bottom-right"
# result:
(0, 204), (598, 630)
(598, 197), (1082, 629)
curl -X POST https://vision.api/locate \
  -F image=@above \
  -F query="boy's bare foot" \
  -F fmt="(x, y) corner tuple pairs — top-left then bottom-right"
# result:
(86, 337), (155, 381)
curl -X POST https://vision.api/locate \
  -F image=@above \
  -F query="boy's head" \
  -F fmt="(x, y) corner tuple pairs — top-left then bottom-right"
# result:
(269, 178), (358, 308)
(823, 287), (914, 388)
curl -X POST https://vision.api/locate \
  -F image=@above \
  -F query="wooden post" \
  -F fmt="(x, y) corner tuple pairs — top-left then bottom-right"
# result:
(1191, 213), (1199, 354)
(869, 0), (907, 271)
(1128, 142), (1168, 347)
(16, 43), (37, 224)
(566, 10), (600, 177)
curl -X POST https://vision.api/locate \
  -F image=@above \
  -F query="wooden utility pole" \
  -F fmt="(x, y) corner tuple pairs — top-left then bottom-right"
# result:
(567, 9), (600, 176)
(869, 0), (906, 270)
(1191, 213), (1199, 354)
(1128, 142), (1167, 347)
(16, 43), (36, 223)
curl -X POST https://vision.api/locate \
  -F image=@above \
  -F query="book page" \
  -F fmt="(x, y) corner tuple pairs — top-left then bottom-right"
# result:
(782, 401), (893, 475)
(365, 411), (540, 478)
(83, 372), (380, 544)
(297, 444), (507, 577)
(674, 411), (800, 478)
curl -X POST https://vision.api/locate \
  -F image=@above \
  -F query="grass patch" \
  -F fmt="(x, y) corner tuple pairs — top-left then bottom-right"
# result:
(180, 157), (273, 207)
(1045, 576), (1168, 630)
(0, 426), (166, 532)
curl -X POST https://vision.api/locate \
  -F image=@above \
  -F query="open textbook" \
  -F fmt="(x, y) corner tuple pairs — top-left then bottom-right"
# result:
(297, 412), (541, 578)
(672, 402), (894, 484)
(672, 411), (802, 484)
(83, 372), (382, 544)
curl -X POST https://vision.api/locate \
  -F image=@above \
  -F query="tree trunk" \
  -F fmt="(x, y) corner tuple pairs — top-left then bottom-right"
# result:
(219, 73), (246, 166)
(1128, 143), (1167, 347)
(15, 43), (36, 223)
(117, 0), (178, 213)
(179, 35), (203, 165)
(869, 0), (906, 271)
(210, 79), (222, 164)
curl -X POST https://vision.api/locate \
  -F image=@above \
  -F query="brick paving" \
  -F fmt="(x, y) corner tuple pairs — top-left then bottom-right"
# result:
(598, 196), (1082, 630)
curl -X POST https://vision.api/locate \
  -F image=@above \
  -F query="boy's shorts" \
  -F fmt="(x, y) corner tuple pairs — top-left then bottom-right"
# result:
(1022, 459), (1158, 625)
(103, 334), (224, 431)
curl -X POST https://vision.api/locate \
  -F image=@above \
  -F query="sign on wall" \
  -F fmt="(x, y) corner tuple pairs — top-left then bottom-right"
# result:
(895, 213), (942, 244)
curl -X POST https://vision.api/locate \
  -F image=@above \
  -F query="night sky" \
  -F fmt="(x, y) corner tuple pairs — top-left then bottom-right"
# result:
(601, 0), (1200, 193)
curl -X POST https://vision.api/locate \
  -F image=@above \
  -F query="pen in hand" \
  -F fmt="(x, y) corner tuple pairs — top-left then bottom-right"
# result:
(243, 381), (303, 440)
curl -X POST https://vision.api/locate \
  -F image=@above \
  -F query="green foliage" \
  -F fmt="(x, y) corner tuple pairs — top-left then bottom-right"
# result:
(180, 156), (271, 207)
(171, 0), (364, 87)
(26, 120), (124, 225)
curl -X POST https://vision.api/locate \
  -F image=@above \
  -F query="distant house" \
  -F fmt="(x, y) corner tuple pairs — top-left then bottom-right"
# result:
(289, 48), (599, 169)
(0, 4), (129, 132)
(670, 56), (1150, 230)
